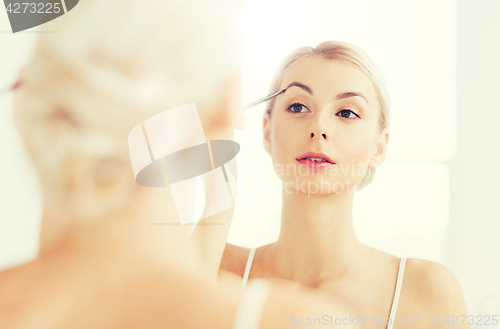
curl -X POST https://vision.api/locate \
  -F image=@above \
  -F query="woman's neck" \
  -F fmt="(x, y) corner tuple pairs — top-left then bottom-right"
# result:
(37, 186), (196, 271)
(265, 185), (367, 287)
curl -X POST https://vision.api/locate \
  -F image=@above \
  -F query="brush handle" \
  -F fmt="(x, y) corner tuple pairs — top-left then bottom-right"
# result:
(241, 89), (286, 111)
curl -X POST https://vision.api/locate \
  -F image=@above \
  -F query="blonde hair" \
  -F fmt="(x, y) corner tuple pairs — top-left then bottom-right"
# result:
(14, 0), (242, 220)
(265, 41), (390, 190)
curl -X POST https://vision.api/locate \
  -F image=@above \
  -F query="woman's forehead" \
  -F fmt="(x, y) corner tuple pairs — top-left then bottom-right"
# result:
(280, 56), (378, 102)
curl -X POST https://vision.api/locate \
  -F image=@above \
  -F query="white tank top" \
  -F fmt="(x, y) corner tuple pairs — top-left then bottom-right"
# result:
(240, 247), (408, 329)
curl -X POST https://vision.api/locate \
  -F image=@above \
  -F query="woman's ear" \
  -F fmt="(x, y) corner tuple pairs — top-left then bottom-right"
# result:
(263, 111), (272, 155)
(64, 154), (140, 221)
(369, 128), (389, 168)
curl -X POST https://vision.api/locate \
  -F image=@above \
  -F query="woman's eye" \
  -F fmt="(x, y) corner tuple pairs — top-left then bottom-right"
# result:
(287, 102), (308, 113)
(336, 109), (359, 119)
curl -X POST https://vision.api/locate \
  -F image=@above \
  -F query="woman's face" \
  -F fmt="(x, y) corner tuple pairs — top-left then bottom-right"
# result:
(263, 56), (389, 195)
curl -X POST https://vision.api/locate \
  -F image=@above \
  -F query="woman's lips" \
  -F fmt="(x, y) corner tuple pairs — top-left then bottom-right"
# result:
(296, 158), (335, 169)
(296, 152), (336, 169)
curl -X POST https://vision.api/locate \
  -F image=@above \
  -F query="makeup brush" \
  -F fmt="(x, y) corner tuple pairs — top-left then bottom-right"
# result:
(2, 81), (287, 112)
(0, 80), (22, 95)
(241, 88), (286, 111)
(0, 85), (13, 95)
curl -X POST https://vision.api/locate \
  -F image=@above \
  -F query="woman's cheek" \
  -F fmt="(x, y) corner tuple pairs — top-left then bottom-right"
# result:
(270, 119), (301, 183)
(333, 129), (372, 174)
(271, 119), (295, 162)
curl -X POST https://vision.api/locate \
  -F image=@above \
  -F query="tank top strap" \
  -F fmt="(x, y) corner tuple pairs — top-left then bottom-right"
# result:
(387, 257), (407, 329)
(241, 247), (256, 289)
(233, 279), (271, 329)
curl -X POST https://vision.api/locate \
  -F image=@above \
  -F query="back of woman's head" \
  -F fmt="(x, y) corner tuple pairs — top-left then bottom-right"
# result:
(265, 41), (390, 190)
(14, 0), (242, 220)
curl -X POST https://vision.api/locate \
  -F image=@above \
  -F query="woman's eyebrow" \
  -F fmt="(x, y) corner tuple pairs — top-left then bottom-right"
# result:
(337, 92), (368, 105)
(285, 82), (313, 95)
(285, 83), (368, 105)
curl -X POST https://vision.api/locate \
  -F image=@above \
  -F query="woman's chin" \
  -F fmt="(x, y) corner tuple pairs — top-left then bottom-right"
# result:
(281, 176), (362, 196)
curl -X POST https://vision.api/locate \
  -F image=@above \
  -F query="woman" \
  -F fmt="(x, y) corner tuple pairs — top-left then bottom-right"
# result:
(0, 1), (358, 328)
(220, 41), (470, 328)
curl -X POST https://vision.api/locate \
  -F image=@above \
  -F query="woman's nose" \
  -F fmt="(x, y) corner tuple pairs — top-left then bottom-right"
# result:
(310, 132), (327, 140)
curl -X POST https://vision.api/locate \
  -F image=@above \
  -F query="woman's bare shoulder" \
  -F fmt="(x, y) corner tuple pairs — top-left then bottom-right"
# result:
(218, 243), (251, 278)
(401, 258), (469, 322)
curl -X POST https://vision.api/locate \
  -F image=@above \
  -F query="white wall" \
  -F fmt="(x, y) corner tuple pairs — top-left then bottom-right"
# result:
(449, 0), (500, 317)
